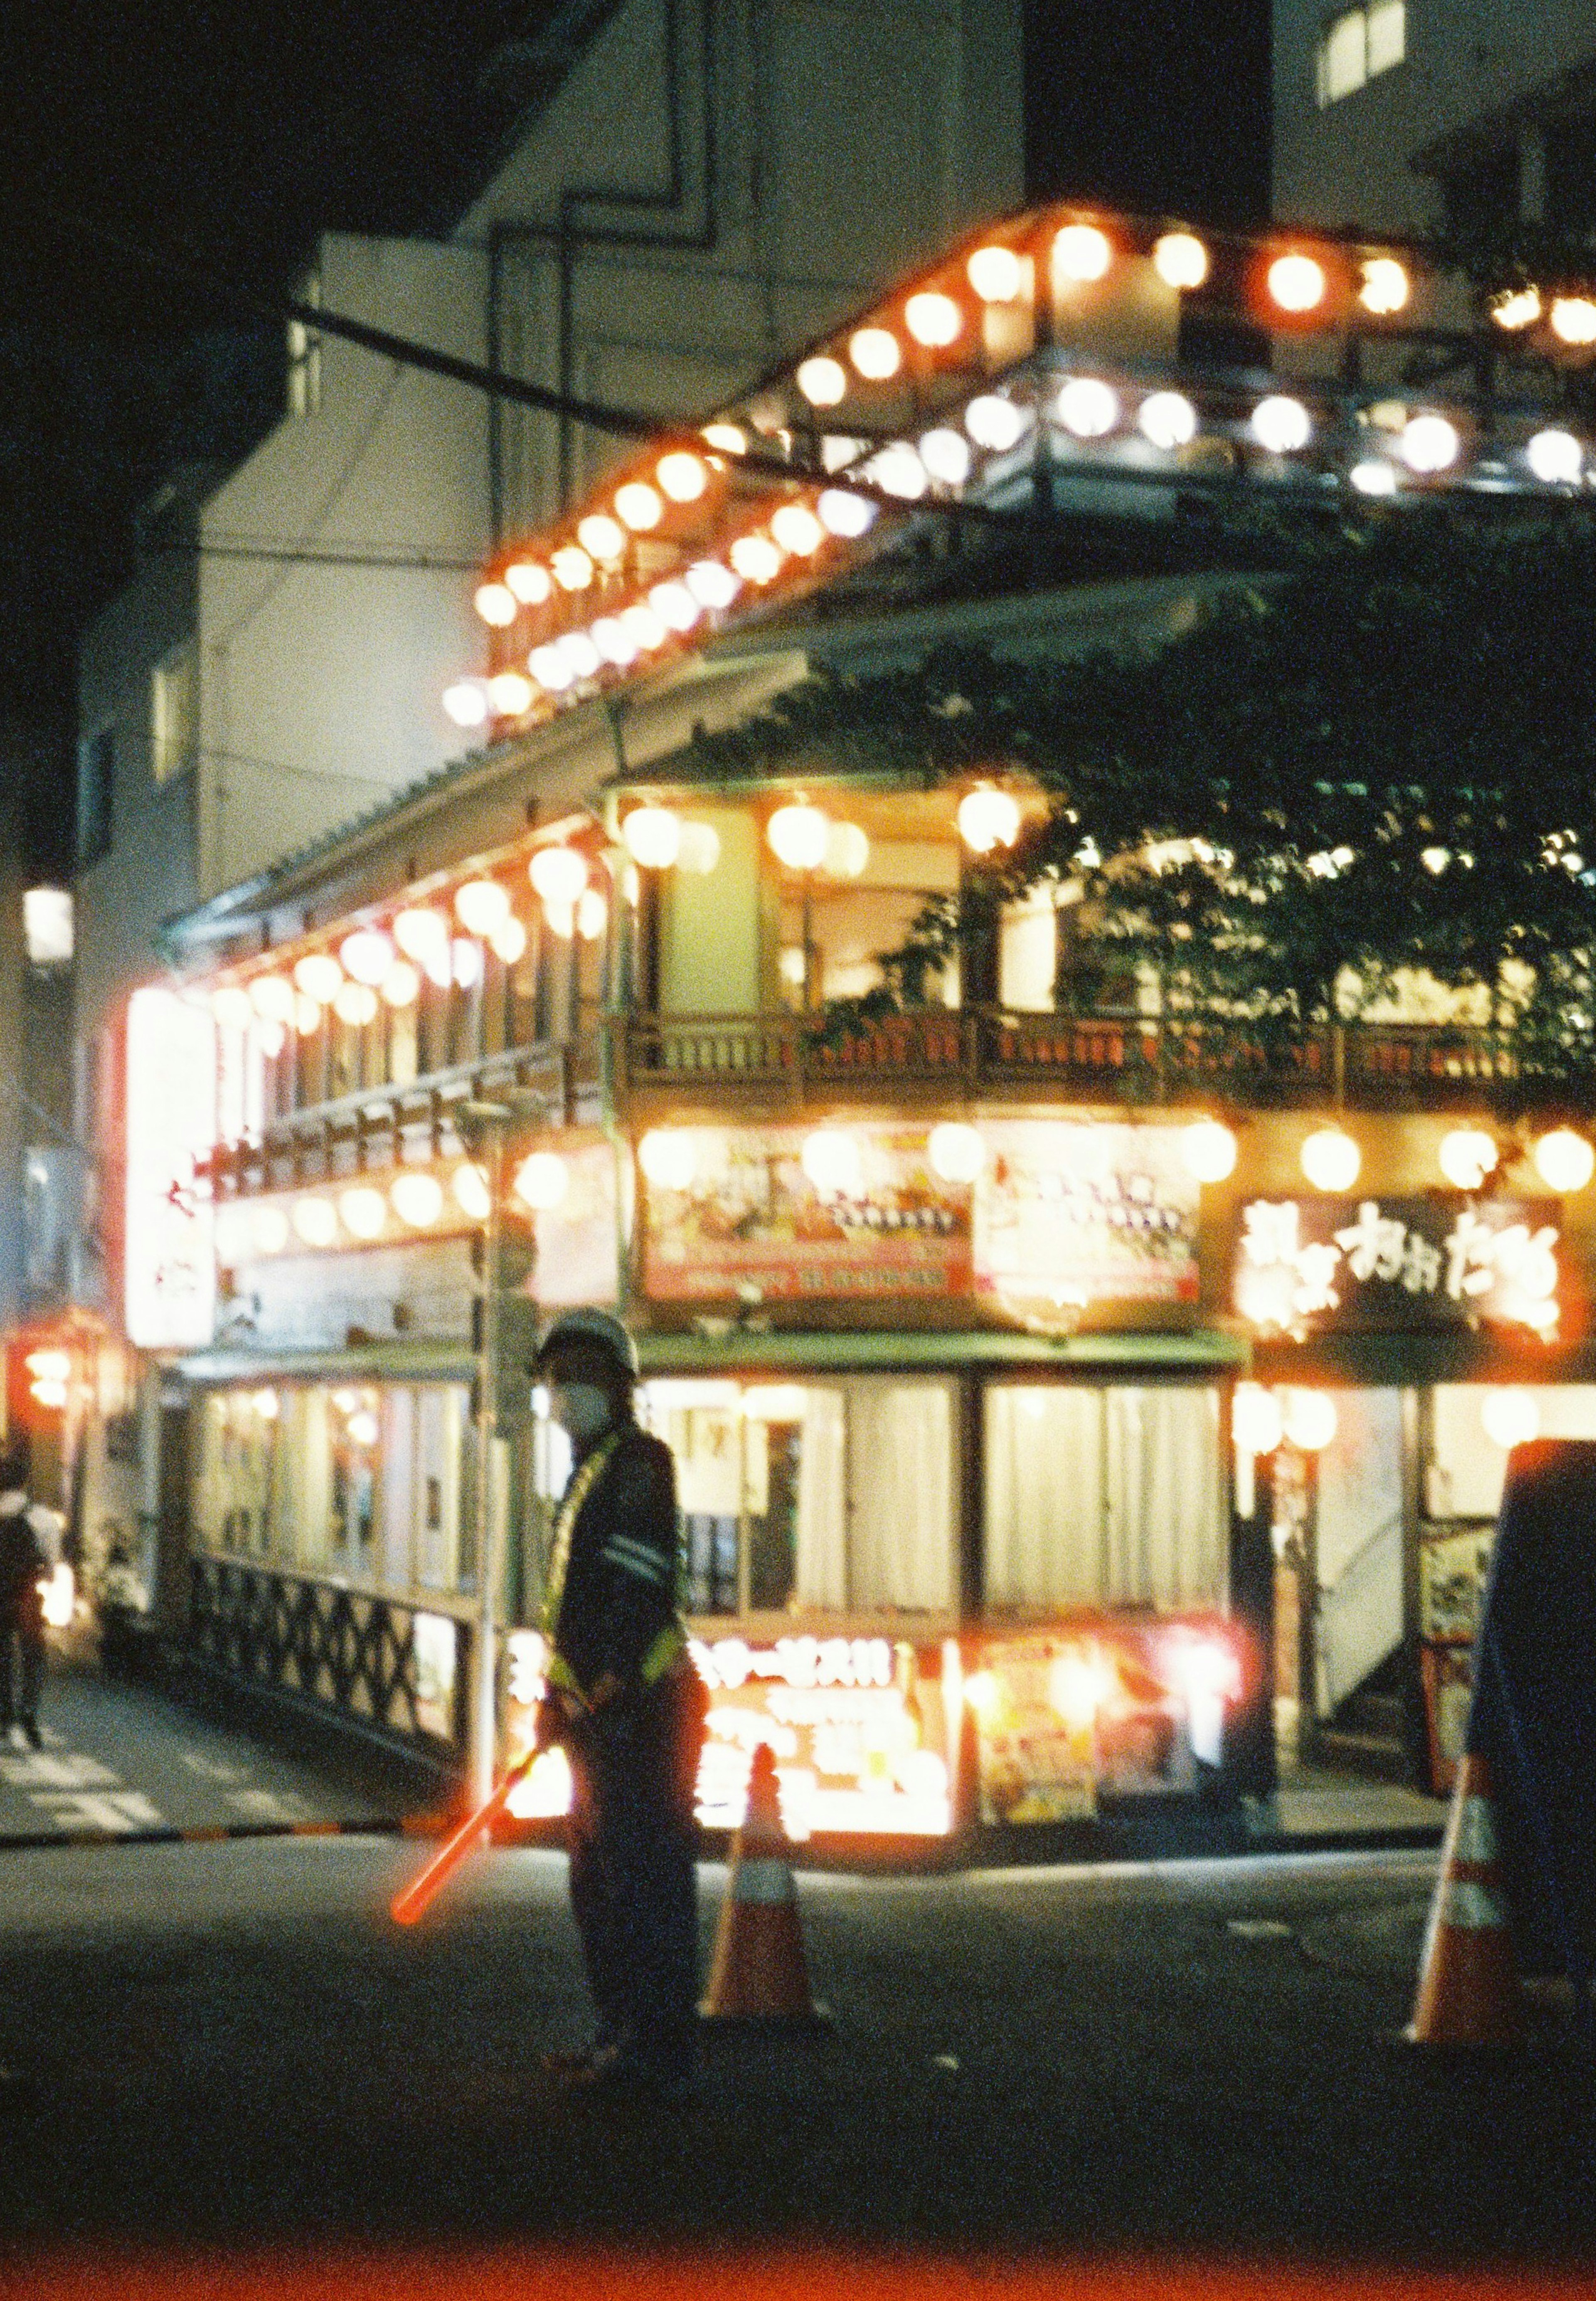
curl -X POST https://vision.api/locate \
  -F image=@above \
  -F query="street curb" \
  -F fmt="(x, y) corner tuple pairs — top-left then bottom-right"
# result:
(0, 1816), (449, 1853)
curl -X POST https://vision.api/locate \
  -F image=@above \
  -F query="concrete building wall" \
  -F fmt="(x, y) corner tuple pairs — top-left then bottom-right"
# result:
(1273, 0), (1596, 232)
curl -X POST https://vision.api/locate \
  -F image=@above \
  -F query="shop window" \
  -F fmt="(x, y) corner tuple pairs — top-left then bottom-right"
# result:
(983, 1384), (1224, 1611)
(1429, 1384), (1596, 1525)
(328, 1386), (380, 1571)
(781, 839), (960, 1011)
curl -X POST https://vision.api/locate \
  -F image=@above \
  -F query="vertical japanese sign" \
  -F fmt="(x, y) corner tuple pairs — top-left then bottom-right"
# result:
(124, 986), (217, 1351)
(1234, 1196), (1562, 1339)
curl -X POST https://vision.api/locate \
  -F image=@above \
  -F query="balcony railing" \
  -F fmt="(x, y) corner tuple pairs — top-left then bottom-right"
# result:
(620, 1009), (1531, 1110)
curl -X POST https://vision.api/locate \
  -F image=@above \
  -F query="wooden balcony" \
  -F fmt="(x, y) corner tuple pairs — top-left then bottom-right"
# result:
(617, 1008), (1532, 1114)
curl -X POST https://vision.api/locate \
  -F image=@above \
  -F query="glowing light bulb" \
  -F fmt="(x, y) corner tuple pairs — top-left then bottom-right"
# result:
(454, 880), (510, 938)
(393, 909), (451, 980)
(614, 481), (663, 530)
(1153, 231), (1209, 290)
(676, 821), (722, 875)
(556, 630), (601, 681)
(1056, 377), (1118, 437)
(487, 671), (534, 717)
(685, 559), (739, 610)
(964, 395), (1030, 453)
(1300, 1127), (1360, 1191)
(490, 915), (527, 964)
(648, 580), (700, 632)
(453, 1163), (491, 1221)
(528, 644), (572, 692)
(576, 513), (626, 562)
(957, 786), (1021, 854)
(904, 291), (962, 348)
(621, 603), (667, 650)
(251, 1204), (291, 1256)
(1138, 391), (1197, 450)
(505, 561), (552, 605)
(1251, 395), (1312, 454)
(816, 488), (877, 538)
(339, 1186), (388, 1241)
(1268, 252), (1327, 312)
(332, 981), (378, 1028)
(513, 1152), (570, 1212)
(928, 1122), (984, 1184)
(701, 422), (747, 455)
(656, 451), (708, 501)
(823, 821), (869, 878)
(1490, 285), (1542, 331)
(1551, 297), (1596, 345)
(1349, 459), (1398, 496)
(550, 545), (594, 592)
(452, 938), (484, 990)
(530, 847), (588, 908)
(1482, 1387), (1540, 1451)
(442, 681), (488, 728)
(1527, 428), (1584, 485)
(474, 581), (517, 627)
(1438, 1129), (1498, 1191)
(248, 974), (298, 1027)
(966, 245), (1023, 302)
(391, 1171), (444, 1228)
(1281, 1390), (1337, 1452)
(622, 806), (682, 870)
(1399, 414), (1460, 473)
(1534, 1127), (1595, 1193)
(869, 443), (928, 498)
(849, 327), (901, 381)
(729, 533), (784, 583)
(340, 928), (395, 986)
(797, 356), (848, 408)
(1232, 1381), (1283, 1457)
(591, 616), (638, 666)
(293, 952), (343, 1004)
(209, 984), (254, 1032)
(576, 888), (608, 940)
(770, 503), (825, 556)
(767, 802), (830, 872)
(1054, 224), (1112, 282)
(918, 428), (972, 486)
(292, 1197), (340, 1248)
(801, 1127), (863, 1197)
(638, 1130), (699, 1192)
(1180, 1119), (1238, 1184)
(379, 959), (421, 1009)
(1359, 257), (1409, 314)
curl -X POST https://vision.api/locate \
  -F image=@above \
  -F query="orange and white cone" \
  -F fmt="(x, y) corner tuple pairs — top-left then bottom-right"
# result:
(700, 1744), (827, 2025)
(1407, 1752), (1522, 2047)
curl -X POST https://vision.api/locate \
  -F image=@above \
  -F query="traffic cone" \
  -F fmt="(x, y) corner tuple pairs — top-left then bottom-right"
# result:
(700, 1744), (828, 2025)
(1407, 1753), (1523, 2047)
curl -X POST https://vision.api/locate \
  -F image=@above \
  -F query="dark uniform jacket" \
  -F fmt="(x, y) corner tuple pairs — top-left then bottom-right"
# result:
(545, 1418), (685, 1703)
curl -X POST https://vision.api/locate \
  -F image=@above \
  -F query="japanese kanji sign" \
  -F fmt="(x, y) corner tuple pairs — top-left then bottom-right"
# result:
(1234, 1196), (1562, 1339)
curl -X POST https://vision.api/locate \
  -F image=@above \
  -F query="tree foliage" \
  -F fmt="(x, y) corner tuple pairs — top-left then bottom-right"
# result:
(684, 513), (1596, 1080)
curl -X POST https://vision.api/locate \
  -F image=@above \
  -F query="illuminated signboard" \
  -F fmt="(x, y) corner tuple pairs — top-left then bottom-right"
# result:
(125, 987), (217, 1351)
(502, 1629), (956, 1836)
(1235, 1196), (1562, 1340)
(643, 1125), (970, 1302)
(973, 1121), (1199, 1313)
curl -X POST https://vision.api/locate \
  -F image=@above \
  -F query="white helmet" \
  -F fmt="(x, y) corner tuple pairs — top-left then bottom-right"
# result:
(535, 1307), (640, 1379)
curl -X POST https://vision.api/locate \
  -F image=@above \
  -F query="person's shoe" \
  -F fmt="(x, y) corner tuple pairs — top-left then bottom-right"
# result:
(20, 1721), (40, 1751)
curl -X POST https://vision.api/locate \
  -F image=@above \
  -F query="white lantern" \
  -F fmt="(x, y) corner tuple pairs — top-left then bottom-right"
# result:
(391, 1171), (445, 1228)
(849, 326), (901, 381)
(513, 1152), (570, 1212)
(797, 355), (848, 408)
(505, 561), (552, 605)
(1527, 429), (1584, 486)
(768, 803), (831, 873)
(1300, 1127), (1361, 1191)
(1399, 414), (1460, 474)
(638, 1130), (699, 1193)
(928, 1122), (985, 1185)
(823, 821), (870, 878)
(529, 847), (589, 908)
(576, 513), (626, 563)
(677, 822), (722, 876)
(339, 1186), (388, 1241)
(1438, 1129), (1498, 1191)
(1251, 396), (1313, 454)
(904, 291), (962, 349)
(1267, 252), (1326, 312)
(474, 581), (517, 628)
(453, 1162), (491, 1221)
(576, 889), (609, 941)
(394, 908), (451, 978)
(868, 444), (929, 499)
(729, 533), (785, 584)
(957, 785), (1021, 854)
(451, 939), (484, 990)
(816, 488), (877, 538)
(1534, 1127), (1595, 1193)
(487, 672), (535, 718)
(332, 981), (379, 1028)
(1054, 224), (1112, 282)
(248, 974), (298, 1027)
(770, 503), (825, 557)
(294, 993), (321, 1036)
(379, 959), (421, 1009)
(1481, 1387), (1540, 1451)
(964, 396), (1031, 453)
(966, 245), (1024, 302)
(1281, 1389), (1337, 1452)
(1056, 377), (1118, 438)
(684, 560), (739, 611)
(656, 451), (708, 502)
(614, 481), (663, 531)
(1232, 1381), (1284, 1457)
(454, 879), (511, 938)
(622, 806), (683, 870)
(801, 1128), (863, 1198)
(292, 1197), (340, 1248)
(1181, 1118), (1238, 1184)
(919, 428), (973, 487)
(1139, 391), (1198, 451)
(442, 681), (489, 729)
(490, 915), (528, 965)
(251, 1205), (291, 1256)
(211, 984), (254, 1033)
(340, 928), (395, 986)
(1153, 232), (1209, 290)
(293, 952), (344, 1005)
(1359, 257), (1409, 315)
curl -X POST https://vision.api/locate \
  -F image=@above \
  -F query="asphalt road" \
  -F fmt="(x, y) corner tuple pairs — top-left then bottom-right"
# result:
(0, 1795), (1590, 2273)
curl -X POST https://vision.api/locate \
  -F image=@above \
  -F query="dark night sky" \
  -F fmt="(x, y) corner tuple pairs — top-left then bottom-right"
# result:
(0, 0), (1271, 871)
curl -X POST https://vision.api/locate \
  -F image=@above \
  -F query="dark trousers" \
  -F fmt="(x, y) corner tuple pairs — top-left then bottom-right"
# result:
(0, 1618), (43, 1729)
(565, 1685), (702, 2077)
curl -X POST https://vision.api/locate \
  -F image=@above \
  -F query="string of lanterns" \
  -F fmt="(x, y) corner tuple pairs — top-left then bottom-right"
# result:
(445, 205), (1596, 737)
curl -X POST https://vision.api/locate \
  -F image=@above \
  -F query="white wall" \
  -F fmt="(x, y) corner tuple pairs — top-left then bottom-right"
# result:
(1273, 0), (1596, 232)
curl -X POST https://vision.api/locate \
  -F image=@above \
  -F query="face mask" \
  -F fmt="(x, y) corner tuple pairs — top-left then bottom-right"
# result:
(551, 1382), (614, 1444)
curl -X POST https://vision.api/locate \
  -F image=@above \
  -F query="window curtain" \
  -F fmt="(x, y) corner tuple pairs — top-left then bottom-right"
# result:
(984, 1385), (1223, 1610)
(1103, 1386), (1224, 1609)
(984, 1388), (1105, 1608)
(846, 1379), (955, 1610)
(794, 1387), (847, 1608)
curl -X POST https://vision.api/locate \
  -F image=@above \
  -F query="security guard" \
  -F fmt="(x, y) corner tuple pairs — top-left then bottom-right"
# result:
(534, 1309), (705, 2097)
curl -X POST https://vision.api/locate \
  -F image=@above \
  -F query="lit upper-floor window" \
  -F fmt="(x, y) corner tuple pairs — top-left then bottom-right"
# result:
(1316, 2), (1405, 107)
(287, 269), (321, 418)
(151, 640), (198, 784)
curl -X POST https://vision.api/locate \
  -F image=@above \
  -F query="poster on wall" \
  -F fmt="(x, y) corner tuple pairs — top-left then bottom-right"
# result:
(124, 986), (217, 1351)
(972, 1121), (1200, 1313)
(1234, 1195), (1562, 1339)
(530, 1134), (619, 1307)
(642, 1124), (970, 1302)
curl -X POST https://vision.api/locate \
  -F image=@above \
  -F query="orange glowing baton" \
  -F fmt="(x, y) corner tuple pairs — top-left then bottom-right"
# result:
(390, 1747), (540, 1927)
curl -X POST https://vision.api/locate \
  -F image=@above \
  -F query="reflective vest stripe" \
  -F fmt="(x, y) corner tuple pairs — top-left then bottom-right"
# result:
(539, 1433), (621, 1644)
(640, 1623), (688, 1685)
(602, 1538), (672, 1586)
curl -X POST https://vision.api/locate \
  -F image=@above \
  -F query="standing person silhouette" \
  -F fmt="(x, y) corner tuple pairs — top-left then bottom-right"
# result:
(0, 1445), (51, 1748)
